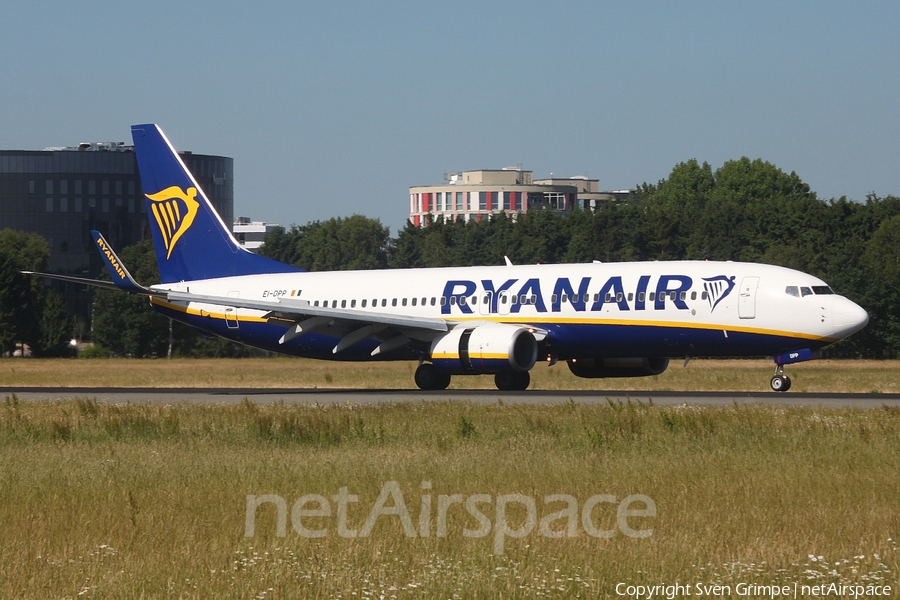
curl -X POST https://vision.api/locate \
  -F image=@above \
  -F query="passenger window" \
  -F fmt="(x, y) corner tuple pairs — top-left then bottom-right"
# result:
(801, 287), (813, 297)
(701, 291), (707, 300)
(594, 293), (600, 302)
(332, 300), (338, 308)
(440, 297), (446, 306)
(560, 294), (568, 303)
(530, 295), (537, 305)
(361, 299), (367, 308)
(679, 291), (686, 301)
(616, 292), (624, 302)
(628, 293), (634, 302)
(690, 291), (697, 300)
(381, 299), (387, 307)
(500, 295), (507, 305)
(341, 300), (347, 308)
(551, 294), (559, 304)
(785, 286), (799, 297)
(423, 297), (427, 305)
(402, 298), (408, 306)
(351, 299), (356, 308)
(460, 296), (467, 306)
(314, 300), (319, 307)
(649, 292), (656, 301)
(450, 296), (456, 305)
(670, 291), (677, 301)
(411, 298), (417, 306)
(392, 298), (398, 307)
(431, 297), (436, 306)
(638, 292), (645, 303)
(605, 293), (612, 302)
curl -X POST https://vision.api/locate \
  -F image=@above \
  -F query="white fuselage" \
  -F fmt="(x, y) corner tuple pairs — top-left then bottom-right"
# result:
(148, 260), (868, 362)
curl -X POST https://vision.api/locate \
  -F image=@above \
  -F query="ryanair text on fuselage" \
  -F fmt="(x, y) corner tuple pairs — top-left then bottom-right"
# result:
(440, 274), (734, 314)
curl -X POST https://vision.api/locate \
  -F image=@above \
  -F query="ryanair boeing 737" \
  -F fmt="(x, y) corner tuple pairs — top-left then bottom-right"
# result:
(29, 124), (869, 391)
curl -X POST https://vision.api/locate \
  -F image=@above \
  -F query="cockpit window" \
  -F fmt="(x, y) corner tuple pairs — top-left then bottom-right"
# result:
(788, 284), (835, 297)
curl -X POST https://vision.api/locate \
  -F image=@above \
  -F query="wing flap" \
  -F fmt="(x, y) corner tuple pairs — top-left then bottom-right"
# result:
(161, 291), (450, 332)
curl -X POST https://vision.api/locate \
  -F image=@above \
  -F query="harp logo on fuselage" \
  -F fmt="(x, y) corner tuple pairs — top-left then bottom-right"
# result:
(146, 186), (200, 259)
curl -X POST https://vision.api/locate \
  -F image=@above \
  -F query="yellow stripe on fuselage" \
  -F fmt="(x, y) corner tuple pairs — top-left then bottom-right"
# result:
(149, 297), (836, 343)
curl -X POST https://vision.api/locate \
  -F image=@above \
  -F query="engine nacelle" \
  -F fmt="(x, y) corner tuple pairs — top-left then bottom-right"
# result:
(567, 357), (669, 379)
(430, 324), (538, 374)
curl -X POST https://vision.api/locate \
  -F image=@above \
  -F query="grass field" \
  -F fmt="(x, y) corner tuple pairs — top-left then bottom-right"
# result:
(0, 357), (899, 392)
(0, 396), (898, 598)
(1, 360), (898, 597)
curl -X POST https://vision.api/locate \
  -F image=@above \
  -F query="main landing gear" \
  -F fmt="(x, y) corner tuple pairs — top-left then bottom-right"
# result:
(413, 363), (531, 391)
(494, 371), (530, 392)
(414, 363), (451, 391)
(770, 364), (792, 392)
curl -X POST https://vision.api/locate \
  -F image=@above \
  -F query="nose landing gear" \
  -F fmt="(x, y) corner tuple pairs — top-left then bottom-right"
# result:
(770, 364), (792, 392)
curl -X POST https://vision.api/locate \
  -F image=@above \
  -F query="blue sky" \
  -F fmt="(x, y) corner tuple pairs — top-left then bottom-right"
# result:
(3, 2), (898, 232)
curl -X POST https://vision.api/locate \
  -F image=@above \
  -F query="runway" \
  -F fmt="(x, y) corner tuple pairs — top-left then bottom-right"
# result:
(2, 387), (900, 408)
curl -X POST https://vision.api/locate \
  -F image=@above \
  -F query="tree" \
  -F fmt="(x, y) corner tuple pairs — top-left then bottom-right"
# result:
(261, 215), (391, 271)
(33, 290), (72, 357)
(0, 230), (53, 355)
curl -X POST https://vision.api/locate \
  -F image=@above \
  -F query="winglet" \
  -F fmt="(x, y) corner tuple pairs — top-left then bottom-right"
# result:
(91, 230), (150, 293)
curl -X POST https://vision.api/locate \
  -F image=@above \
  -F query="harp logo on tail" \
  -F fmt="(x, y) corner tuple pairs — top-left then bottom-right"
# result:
(146, 186), (200, 259)
(702, 275), (736, 312)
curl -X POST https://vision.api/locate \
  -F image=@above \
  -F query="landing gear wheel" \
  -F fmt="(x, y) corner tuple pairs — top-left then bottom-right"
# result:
(414, 364), (450, 390)
(494, 371), (530, 391)
(770, 363), (792, 392)
(770, 375), (791, 392)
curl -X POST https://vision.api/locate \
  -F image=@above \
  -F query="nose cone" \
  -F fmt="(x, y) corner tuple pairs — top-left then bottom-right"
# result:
(832, 296), (869, 338)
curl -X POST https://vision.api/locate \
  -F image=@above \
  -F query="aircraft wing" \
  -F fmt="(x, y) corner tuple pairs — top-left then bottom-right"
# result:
(20, 271), (134, 292)
(161, 290), (455, 355)
(162, 291), (450, 332)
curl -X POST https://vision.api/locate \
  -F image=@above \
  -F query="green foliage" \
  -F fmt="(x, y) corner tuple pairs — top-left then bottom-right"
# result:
(260, 215), (390, 270)
(0, 230), (55, 356)
(33, 290), (72, 357)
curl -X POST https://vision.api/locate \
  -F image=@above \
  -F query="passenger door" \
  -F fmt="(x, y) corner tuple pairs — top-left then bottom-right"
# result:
(738, 277), (759, 319)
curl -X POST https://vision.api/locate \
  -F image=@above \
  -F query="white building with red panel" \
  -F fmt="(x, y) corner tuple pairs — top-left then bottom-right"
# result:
(409, 168), (582, 227)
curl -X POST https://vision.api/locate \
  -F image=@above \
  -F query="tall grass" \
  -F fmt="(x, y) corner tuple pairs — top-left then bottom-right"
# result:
(0, 397), (897, 597)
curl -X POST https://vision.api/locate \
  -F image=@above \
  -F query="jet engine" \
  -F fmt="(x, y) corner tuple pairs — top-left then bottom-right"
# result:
(430, 324), (538, 374)
(567, 357), (669, 378)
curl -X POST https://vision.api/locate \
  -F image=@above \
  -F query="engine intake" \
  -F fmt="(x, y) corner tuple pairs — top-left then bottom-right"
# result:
(567, 357), (669, 379)
(430, 324), (538, 374)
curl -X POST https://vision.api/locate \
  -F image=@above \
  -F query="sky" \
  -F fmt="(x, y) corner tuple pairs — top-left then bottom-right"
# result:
(2, 2), (898, 233)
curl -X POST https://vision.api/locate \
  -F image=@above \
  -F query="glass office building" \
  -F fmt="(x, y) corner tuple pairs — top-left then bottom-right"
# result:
(0, 143), (233, 325)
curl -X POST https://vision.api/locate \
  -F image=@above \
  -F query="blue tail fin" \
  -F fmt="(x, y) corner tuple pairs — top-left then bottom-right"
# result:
(131, 124), (300, 283)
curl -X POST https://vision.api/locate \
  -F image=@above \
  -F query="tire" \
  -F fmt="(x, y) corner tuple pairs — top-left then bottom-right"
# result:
(495, 371), (530, 391)
(415, 364), (437, 390)
(770, 375), (787, 392)
(781, 375), (792, 392)
(432, 371), (451, 391)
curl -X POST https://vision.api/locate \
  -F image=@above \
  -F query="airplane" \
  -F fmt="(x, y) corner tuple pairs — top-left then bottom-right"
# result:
(27, 124), (869, 392)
